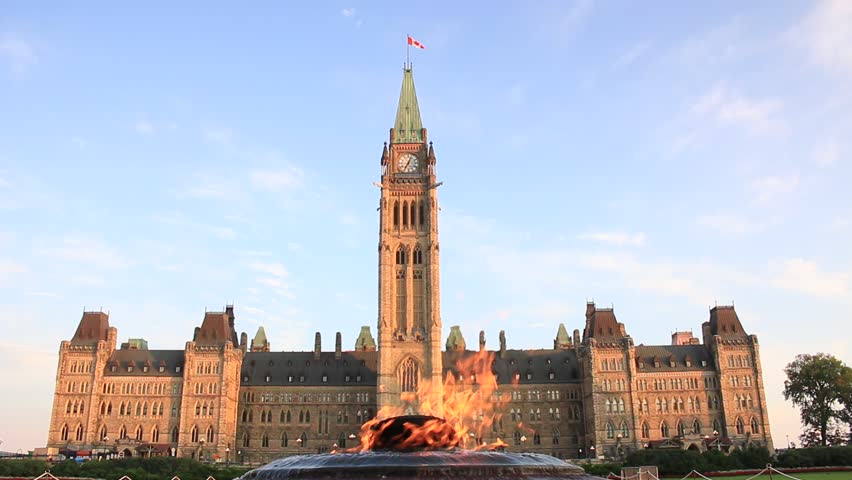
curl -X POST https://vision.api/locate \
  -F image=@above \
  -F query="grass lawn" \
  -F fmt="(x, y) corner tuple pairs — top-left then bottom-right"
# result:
(668, 472), (852, 480)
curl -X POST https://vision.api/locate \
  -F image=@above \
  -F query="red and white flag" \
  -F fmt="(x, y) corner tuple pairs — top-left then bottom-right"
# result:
(407, 35), (425, 49)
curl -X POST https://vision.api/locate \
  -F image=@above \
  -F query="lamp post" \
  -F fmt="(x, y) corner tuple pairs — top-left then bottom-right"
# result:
(519, 435), (526, 453)
(296, 437), (302, 454)
(616, 433), (623, 460)
(199, 438), (205, 462)
(713, 430), (720, 451)
(225, 446), (230, 465)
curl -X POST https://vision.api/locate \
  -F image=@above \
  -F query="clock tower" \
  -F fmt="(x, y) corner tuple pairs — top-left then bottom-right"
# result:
(376, 66), (443, 416)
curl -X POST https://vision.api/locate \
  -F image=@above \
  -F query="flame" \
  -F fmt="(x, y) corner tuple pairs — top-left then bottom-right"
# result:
(346, 349), (515, 452)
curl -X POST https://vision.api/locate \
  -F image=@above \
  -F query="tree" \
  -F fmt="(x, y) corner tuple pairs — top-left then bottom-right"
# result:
(783, 353), (852, 446)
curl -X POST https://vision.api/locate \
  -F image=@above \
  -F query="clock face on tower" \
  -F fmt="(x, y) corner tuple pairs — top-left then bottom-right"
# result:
(397, 153), (419, 173)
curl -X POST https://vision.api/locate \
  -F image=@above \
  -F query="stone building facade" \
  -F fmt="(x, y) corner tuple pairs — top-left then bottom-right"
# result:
(47, 67), (773, 462)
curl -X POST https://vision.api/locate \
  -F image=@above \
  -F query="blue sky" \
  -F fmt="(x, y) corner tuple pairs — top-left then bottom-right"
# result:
(1, 1), (851, 453)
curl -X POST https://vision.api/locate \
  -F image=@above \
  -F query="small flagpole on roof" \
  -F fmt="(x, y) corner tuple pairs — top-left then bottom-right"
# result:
(406, 34), (410, 68)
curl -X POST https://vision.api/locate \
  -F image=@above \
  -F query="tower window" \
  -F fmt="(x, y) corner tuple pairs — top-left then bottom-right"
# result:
(399, 358), (419, 393)
(413, 248), (423, 264)
(402, 201), (409, 227)
(410, 202), (416, 227)
(396, 248), (407, 265)
(419, 202), (425, 226)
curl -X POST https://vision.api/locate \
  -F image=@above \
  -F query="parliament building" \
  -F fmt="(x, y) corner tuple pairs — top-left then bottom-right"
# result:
(47, 67), (774, 463)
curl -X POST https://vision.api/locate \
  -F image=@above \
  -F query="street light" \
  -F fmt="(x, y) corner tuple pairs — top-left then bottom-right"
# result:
(225, 446), (230, 465)
(296, 437), (303, 454)
(712, 430), (720, 451)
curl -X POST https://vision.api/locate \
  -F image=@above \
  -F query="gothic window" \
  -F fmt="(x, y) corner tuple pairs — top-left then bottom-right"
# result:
(300, 432), (308, 447)
(751, 418), (759, 434)
(75, 424), (84, 441)
(152, 426), (159, 443)
(171, 426), (179, 443)
(736, 417), (745, 435)
(305, 410), (311, 423)
(143, 402), (148, 417)
(605, 399), (611, 413)
(402, 201), (409, 227)
(99, 425), (108, 441)
(135, 425), (143, 441)
(191, 426), (199, 443)
(262, 433), (269, 448)
(513, 431), (521, 445)
(339, 432), (347, 448)
(606, 422), (615, 439)
(676, 420), (685, 437)
(60, 424), (69, 441)
(660, 421), (669, 438)
(533, 432), (541, 445)
(618, 398), (625, 412)
(119, 425), (127, 439)
(693, 419), (702, 435)
(281, 432), (289, 447)
(196, 403), (201, 416)
(713, 419), (721, 433)
(393, 201), (399, 227)
(242, 432), (250, 447)
(621, 422), (630, 438)
(207, 426), (214, 443)
(410, 202), (416, 227)
(419, 201), (425, 226)
(400, 357), (419, 392)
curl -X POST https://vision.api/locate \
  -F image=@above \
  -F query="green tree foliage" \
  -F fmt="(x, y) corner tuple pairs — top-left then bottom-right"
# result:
(783, 353), (852, 446)
(0, 457), (250, 480)
(776, 445), (852, 468)
(623, 446), (771, 475)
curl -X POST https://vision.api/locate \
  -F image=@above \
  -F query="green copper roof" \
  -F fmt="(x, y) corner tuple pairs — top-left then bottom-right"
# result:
(555, 323), (571, 345)
(252, 326), (267, 347)
(393, 68), (423, 143)
(446, 325), (467, 351)
(355, 325), (376, 350)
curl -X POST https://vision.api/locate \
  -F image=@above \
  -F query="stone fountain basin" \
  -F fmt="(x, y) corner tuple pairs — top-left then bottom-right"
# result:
(239, 450), (605, 479)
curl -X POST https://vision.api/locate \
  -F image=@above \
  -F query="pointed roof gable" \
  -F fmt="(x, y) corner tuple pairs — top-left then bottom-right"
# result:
(194, 311), (231, 346)
(555, 323), (571, 349)
(354, 326), (376, 351)
(71, 311), (111, 345)
(251, 326), (269, 352)
(582, 302), (627, 343)
(393, 68), (423, 143)
(446, 325), (467, 352)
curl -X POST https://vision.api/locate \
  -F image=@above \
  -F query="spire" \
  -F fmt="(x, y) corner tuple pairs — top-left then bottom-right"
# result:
(393, 67), (423, 143)
(554, 323), (571, 349)
(251, 326), (269, 352)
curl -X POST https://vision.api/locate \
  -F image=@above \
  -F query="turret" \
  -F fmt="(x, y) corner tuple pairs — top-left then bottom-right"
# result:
(335, 332), (342, 359)
(314, 332), (322, 359)
(445, 326), (467, 352)
(479, 330), (486, 352)
(499, 330), (507, 357)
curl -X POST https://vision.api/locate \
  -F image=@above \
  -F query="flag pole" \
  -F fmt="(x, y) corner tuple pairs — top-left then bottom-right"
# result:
(406, 34), (410, 68)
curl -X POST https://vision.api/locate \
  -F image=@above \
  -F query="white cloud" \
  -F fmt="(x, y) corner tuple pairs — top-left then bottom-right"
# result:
(0, 261), (27, 286)
(789, 0), (852, 75)
(576, 232), (646, 247)
(749, 173), (800, 204)
(0, 34), (38, 74)
(134, 120), (154, 135)
(696, 212), (767, 236)
(250, 167), (305, 191)
(611, 41), (651, 69)
(204, 126), (234, 146)
(341, 8), (356, 17)
(339, 214), (358, 225)
(38, 235), (131, 270)
(242, 306), (265, 316)
(691, 84), (785, 134)
(812, 140), (840, 167)
(249, 261), (288, 278)
(771, 258), (849, 297)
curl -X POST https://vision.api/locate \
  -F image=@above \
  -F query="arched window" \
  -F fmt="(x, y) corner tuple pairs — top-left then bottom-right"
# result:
(660, 421), (669, 438)
(693, 419), (702, 435)
(396, 247), (407, 265)
(202, 403), (208, 417)
(135, 402), (142, 416)
(513, 431), (521, 445)
(402, 201), (409, 227)
(641, 422), (649, 439)
(736, 417), (745, 435)
(107, 402), (112, 416)
(152, 426), (160, 443)
(75, 424), (84, 441)
(281, 432), (289, 447)
(262, 432), (269, 448)
(60, 424), (69, 441)
(618, 398), (625, 412)
(119, 425), (127, 439)
(399, 357), (419, 393)
(606, 422), (615, 439)
(410, 202), (416, 227)
(713, 419), (721, 433)
(299, 432), (308, 447)
(242, 432), (250, 447)
(119, 402), (126, 416)
(99, 425), (108, 441)
(135, 425), (143, 441)
(305, 410), (311, 423)
(621, 422), (630, 438)
(171, 426), (179, 443)
(552, 428), (560, 444)
(191, 425), (199, 443)
(206, 426), (214, 443)
(142, 402), (148, 416)
(751, 418), (759, 434)
(419, 201), (425, 226)
(413, 246), (423, 264)
(339, 432), (347, 448)
(676, 420), (685, 437)
(393, 201), (399, 227)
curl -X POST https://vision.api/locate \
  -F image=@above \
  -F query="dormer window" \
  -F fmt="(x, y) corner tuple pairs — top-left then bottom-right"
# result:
(299, 375), (305, 382)
(176, 366), (181, 373)
(701, 360), (707, 367)
(127, 365), (134, 372)
(670, 361), (676, 368)
(345, 375), (351, 382)
(548, 372), (555, 380)
(159, 366), (165, 373)
(111, 366), (117, 372)
(638, 362), (645, 368)
(356, 374), (362, 382)
(685, 360), (692, 367)
(143, 366), (149, 373)
(654, 361), (660, 368)
(322, 374), (328, 383)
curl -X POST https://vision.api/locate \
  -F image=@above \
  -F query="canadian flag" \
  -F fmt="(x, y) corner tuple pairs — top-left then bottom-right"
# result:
(407, 35), (426, 49)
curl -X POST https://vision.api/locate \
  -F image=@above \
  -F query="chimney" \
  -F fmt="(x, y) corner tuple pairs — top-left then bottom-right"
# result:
(499, 330), (506, 357)
(335, 332), (342, 359)
(240, 332), (248, 353)
(479, 330), (486, 352)
(573, 329), (581, 346)
(314, 332), (322, 359)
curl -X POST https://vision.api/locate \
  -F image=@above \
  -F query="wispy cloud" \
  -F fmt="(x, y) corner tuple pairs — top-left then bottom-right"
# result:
(0, 261), (27, 286)
(0, 33), (38, 74)
(749, 173), (800, 204)
(203, 126), (234, 146)
(248, 261), (288, 278)
(341, 8), (355, 17)
(691, 84), (786, 134)
(339, 214), (358, 225)
(250, 167), (305, 191)
(37, 235), (131, 270)
(696, 212), (769, 237)
(577, 231), (646, 247)
(611, 41), (651, 69)
(771, 258), (849, 298)
(152, 213), (237, 240)
(788, 0), (852, 75)
(134, 120), (154, 135)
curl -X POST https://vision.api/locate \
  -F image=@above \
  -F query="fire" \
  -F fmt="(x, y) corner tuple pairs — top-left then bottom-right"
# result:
(346, 349), (513, 452)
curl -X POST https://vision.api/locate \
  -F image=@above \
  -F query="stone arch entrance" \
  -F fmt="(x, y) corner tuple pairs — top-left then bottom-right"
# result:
(121, 448), (133, 457)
